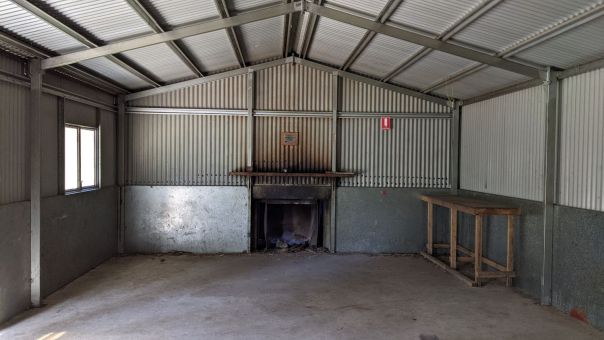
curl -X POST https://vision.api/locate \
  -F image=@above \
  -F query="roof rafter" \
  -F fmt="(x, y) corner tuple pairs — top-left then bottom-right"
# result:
(381, 0), (505, 82)
(299, 0), (323, 59)
(422, 2), (604, 93)
(11, 0), (161, 87)
(124, 0), (204, 77)
(340, 0), (404, 71)
(41, 1), (301, 70)
(282, 0), (301, 58)
(305, 2), (545, 80)
(214, 0), (247, 67)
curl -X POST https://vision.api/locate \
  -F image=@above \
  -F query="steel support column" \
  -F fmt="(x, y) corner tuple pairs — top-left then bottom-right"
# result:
(329, 71), (339, 252)
(450, 101), (460, 193)
(117, 95), (126, 254)
(30, 58), (44, 307)
(541, 68), (559, 305)
(246, 70), (255, 253)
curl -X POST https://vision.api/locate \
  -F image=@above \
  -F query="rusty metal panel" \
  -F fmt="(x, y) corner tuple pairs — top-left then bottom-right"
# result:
(128, 74), (247, 109)
(460, 85), (546, 201)
(255, 63), (332, 111)
(126, 113), (247, 186)
(341, 77), (451, 113)
(254, 115), (332, 185)
(559, 67), (604, 211)
(339, 116), (450, 188)
(0, 79), (29, 205)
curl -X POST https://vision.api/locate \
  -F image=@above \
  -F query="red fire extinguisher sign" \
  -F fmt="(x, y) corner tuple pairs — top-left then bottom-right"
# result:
(381, 116), (391, 130)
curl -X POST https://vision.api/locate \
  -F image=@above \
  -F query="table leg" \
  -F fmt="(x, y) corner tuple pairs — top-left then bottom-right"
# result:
(474, 215), (483, 286)
(450, 208), (458, 269)
(506, 215), (515, 287)
(427, 202), (433, 255)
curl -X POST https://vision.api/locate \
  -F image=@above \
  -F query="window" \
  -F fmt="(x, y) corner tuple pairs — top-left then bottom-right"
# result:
(65, 125), (99, 192)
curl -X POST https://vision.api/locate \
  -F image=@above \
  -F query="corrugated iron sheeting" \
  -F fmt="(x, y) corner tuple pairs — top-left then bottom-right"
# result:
(238, 16), (284, 64)
(392, 50), (475, 90)
(128, 74), (247, 108)
(307, 17), (366, 67)
(0, 80), (29, 205)
(325, 0), (390, 17)
(126, 113), (247, 186)
(254, 116), (332, 186)
(341, 78), (451, 113)
(255, 63), (332, 111)
(145, 0), (219, 27)
(181, 30), (240, 73)
(558, 67), (604, 211)
(350, 34), (422, 79)
(339, 117), (450, 188)
(460, 85), (546, 201)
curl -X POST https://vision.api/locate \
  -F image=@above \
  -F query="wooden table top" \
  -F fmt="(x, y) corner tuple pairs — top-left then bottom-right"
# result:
(420, 194), (521, 216)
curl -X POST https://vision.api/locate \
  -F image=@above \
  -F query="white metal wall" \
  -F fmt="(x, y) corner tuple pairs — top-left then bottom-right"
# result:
(558, 68), (604, 211)
(460, 85), (546, 201)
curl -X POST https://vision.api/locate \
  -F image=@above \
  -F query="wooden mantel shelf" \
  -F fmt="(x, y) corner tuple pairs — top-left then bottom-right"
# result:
(229, 171), (355, 178)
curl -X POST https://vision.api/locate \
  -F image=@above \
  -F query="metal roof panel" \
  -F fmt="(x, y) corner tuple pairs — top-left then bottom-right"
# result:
(79, 56), (150, 89)
(145, 0), (220, 27)
(121, 43), (196, 82)
(307, 17), (366, 67)
(324, 0), (390, 17)
(350, 33), (422, 79)
(433, 66), (532, 99)
(392, 50), (476, 90)
(238, 16), (283, 63)
(181, 29), (240, 73)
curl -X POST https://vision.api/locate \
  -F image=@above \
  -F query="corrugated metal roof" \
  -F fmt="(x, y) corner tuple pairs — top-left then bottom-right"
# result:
(230, 0), (280, 13)
(121, 44), (195, 83)
(350, 34), (422, 79)
(238, 16), (283, 63)
(392, 51), (475, 90)
(451, 0), (603, 52)
(324, 0), (390, 18)
(433, 66), (532, 99)
(79, 57), (150, 89)
(387, 0), (484, 36)
(42, 0), (153, 43)
(307, 17), (366, 67)
(145, 0), (219, 28)
(514, 16), (604, 69)
(0, 0), (84, 53)
(181, 30), (240, 73)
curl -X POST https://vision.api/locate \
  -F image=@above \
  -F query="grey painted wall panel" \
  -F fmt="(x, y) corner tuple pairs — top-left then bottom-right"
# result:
(41, 187), (117, 297)
(460, 85), (546, 201)
(336, 188), (449, 253)
(124, 186), (249, 254)
(101, 110), (116, 187)
(41, 94), (58, 197)
(64, 99), (97, 127)
(0, 201), (30, 325)
(559, 67), (604, 212)
(553, 205), (604, 330)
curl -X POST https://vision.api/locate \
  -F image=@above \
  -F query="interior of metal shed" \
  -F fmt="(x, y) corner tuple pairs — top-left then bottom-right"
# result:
(0, 0), (603, 338)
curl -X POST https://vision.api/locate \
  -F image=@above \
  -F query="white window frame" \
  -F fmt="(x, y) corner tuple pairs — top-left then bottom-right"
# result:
(64, 124), (100, 193)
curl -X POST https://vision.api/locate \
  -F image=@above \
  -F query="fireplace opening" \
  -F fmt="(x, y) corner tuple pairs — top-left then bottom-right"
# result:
(252, 200), (324, 252)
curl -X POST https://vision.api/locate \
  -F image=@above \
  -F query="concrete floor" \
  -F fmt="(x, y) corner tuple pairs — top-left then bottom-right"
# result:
(1, 254), (602, 340)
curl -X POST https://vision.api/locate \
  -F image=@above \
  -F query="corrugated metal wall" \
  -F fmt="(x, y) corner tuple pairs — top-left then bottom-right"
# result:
(0, 80), (29, 204)
(126, 113), (247, 186)
(340, 117), (450, 188)
(558, 68), (604, 212)
(460, 85), (546, 201)
(254, 115), (332, 185)
(256, 63), (332, 111)
(128, 74), (247, 109)
(341, 78), (451, 113)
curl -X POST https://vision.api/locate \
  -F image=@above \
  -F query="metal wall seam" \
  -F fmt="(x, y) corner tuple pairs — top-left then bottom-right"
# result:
(126, 113), (247, 186)
(128, 74), (247, 109)
(339, 117), (450, 188)
(255, 62), (332, 111)
(558, 67), (604, 211)
(0, 80), (29, 205)
(341, 77), (451, 113)
(460, 85), (546, 201)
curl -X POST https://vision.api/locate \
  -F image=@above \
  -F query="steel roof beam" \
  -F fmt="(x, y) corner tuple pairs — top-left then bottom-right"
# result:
(299, 0), (323, 59)
(12, 0), (161, 87)
(341, 0), (403, 71)
(304, 2), (544, 80)
(42, 2), (301, 70)
(125, 0), (204, 77)
(282, 0), (301, 57)
(381, 0), (505, 82)
(422, 2), (604, 93)
(0, 30), (127, 94)
(214, 0), (247, 67)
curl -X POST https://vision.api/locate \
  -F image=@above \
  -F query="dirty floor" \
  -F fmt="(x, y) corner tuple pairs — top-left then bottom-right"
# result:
(0, 253), (601, 340)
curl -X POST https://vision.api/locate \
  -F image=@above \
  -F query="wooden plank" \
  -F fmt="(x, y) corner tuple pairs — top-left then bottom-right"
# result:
(427, 202), (433, 255)
(457, 245), (507, 272)
(478, 271), (516, 279)
(433, 243), (450, 249)
(450, 208), (458, 269)
(420, 252), (477, 287)
(506, 215), (515, 287)
(474, 215), (483, 286)
(419, 195), (521, 215)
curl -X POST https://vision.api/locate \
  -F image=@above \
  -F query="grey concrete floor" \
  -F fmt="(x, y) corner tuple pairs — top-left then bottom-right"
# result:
(1, 253), (602, 340)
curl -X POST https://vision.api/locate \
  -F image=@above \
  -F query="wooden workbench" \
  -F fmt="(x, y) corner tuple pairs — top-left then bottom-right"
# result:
(419, 195), (521, 287)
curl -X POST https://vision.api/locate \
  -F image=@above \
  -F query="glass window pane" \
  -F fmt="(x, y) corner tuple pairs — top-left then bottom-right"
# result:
(80, 128), (96, 188)
(65, 127), (78, 191)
